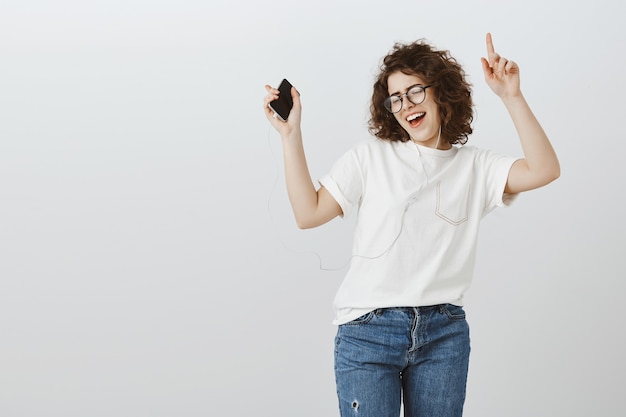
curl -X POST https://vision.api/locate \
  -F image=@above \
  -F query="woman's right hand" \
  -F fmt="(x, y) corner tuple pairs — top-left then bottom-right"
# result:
(263, 83), (342, 228)
(263, 84), (302, 138)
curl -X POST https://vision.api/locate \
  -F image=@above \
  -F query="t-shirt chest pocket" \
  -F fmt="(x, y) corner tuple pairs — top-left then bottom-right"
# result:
(435, 181), (471, 226)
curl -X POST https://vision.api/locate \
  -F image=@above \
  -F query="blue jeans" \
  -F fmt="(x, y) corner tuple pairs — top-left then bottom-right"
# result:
(334, 305), (470, 417)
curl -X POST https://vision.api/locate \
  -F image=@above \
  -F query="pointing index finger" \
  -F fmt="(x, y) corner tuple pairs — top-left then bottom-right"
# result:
(486, 32), (495, 55)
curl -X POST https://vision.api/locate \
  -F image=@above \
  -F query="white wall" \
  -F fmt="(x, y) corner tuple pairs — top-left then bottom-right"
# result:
(1, 1), (623, 416)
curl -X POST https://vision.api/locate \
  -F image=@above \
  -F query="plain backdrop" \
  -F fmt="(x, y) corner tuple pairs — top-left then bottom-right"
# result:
(1, 1), (624, 416)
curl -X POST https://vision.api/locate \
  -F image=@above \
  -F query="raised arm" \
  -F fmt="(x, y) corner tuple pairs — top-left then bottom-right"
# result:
(480, 33), (560, 194)
(263, 84), (342, 229)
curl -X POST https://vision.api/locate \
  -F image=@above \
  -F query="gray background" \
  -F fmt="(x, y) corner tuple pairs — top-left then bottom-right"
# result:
(1, 0), (624, 416)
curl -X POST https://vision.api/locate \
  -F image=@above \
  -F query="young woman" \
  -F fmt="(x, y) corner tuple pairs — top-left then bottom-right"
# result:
(262, 33), (559, 417)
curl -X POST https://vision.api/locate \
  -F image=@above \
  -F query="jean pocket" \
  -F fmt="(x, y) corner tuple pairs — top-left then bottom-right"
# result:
(343, 310), (376, 326)
(441, 304), (466, 321)
(435, 181), (470, 226)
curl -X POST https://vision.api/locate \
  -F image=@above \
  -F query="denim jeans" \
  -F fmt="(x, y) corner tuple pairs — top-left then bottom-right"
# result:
(334, 305), (470, 417)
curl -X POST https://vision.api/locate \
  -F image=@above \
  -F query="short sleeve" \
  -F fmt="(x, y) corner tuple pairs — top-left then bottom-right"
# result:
(318, 148), (364, 218)
(475, 147), (520, 212)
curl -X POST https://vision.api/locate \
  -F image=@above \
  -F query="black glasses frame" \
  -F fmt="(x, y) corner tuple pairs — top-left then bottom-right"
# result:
(383, 85), (431, 114)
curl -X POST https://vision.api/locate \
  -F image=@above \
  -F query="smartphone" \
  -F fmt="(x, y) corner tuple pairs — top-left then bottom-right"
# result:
(269, 78), (293, 121)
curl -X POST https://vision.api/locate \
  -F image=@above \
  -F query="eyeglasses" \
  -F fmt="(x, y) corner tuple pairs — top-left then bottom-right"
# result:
(383, 85), (431, 114)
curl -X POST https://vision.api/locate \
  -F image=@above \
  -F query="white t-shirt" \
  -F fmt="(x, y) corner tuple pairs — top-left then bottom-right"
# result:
(319, 138), (518, 325)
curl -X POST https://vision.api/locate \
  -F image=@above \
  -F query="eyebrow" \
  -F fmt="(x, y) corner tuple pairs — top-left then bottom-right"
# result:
(389, 83), (425, 97)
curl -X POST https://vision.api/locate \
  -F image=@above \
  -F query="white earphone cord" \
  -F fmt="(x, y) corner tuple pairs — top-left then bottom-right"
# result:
(265, 125), (410, 271)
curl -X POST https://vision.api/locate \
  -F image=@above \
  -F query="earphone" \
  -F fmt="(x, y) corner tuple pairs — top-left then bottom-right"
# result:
(265, 125), (413, 272)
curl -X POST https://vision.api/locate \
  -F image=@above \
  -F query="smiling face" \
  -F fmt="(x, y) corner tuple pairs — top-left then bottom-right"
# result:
(387, 71), (446, 149)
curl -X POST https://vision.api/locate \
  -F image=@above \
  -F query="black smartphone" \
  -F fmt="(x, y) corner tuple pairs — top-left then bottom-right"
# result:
(268, 78), (293, 121)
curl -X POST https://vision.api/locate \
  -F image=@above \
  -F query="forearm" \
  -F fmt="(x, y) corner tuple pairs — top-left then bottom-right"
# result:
(280, 131), (322, 228)
(502, 93), (560, 192)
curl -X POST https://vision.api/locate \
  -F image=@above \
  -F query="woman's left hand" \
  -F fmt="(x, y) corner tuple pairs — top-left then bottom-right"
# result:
(481, 33), (521, 98)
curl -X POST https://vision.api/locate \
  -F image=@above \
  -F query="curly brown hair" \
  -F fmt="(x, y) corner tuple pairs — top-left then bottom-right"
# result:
(368, 40), (473, 145)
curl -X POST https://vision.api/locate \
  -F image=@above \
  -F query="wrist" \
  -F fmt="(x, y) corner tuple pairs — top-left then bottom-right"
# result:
(281, 129), (303, 144)
(500, 91), (525, 105)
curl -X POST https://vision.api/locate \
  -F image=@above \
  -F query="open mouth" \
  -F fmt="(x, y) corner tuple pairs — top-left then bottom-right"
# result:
(406, 112), (425, 128)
